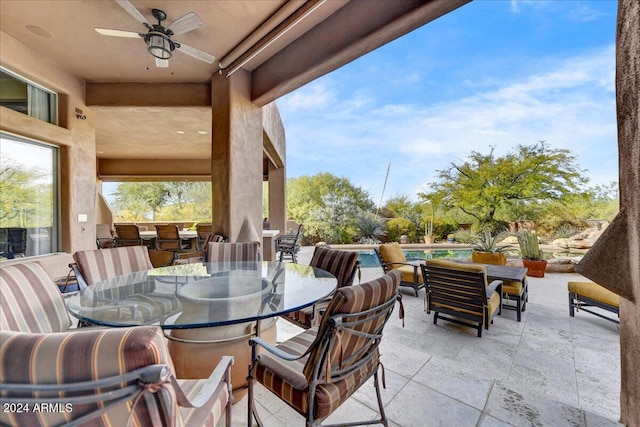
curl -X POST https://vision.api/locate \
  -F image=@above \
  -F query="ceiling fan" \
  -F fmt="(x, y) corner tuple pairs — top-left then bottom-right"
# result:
(95, 0), (215, 68)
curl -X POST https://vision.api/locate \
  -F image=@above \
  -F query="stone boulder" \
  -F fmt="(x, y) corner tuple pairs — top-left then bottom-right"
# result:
(546, 258), (576, 273)
(552, 224), (608, 250)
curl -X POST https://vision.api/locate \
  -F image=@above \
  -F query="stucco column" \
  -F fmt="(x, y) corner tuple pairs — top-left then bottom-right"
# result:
(211, 70), (263, 243)
(268, 161), (286, 234)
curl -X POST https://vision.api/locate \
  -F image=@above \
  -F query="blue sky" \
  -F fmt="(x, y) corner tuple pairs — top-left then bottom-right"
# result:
(276, 0), (619, 205)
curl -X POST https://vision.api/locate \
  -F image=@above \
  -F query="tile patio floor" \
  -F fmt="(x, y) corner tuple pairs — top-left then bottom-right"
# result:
(232, 247), (622, 427)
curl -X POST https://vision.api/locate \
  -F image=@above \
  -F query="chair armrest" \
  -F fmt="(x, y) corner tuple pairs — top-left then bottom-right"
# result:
(487, 280), (503, 297)
(172, 356), (234, 409)
(249, 337), (308, 361)
(383, 261), (420, 270)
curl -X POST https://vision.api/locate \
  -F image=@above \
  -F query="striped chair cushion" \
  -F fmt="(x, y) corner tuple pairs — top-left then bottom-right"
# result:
(206, 242), (260, 263)
(0, 326), (177, 426)
(0, 262), (72, 332)
(309, 246), (359, 288)
(74, 246), (153, 285)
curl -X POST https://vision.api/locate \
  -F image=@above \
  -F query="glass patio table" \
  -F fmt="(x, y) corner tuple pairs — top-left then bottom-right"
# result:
(66, 261), (337, 398)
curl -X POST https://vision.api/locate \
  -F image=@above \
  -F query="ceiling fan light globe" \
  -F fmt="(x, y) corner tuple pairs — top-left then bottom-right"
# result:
(147, 33), (173, 59)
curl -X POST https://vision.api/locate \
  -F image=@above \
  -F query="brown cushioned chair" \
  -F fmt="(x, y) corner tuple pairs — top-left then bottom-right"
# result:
(96, 223), (116, 249)
(281, 246), (360, 329)
(196, 223), (214, 249)
(205, 241), (260, 263)
(175, 233), (225, 264)
(421, 259), (502, 337)
(1, 262), (73, 333)
(0, 326), (234, 427)
(72, 246), (181, 324)
(247, 269), (402, 427)
(155, 224), (190, 252)
(115, 223), (146, 247)
(375, 242), (425, 296)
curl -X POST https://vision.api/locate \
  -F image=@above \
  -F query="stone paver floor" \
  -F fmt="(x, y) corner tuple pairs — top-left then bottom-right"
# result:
(230, 247), (621, 427)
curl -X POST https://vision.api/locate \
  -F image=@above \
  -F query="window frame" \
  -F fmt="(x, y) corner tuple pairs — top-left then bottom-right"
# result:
(0, 66), (58, 126)
(0, 131), (61, 257)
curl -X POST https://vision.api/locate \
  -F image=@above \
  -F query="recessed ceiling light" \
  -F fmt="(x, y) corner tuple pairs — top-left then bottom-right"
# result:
(26, 25), (51, 38)
(176, 130), (185, 134)
(197, 130), (208, 135)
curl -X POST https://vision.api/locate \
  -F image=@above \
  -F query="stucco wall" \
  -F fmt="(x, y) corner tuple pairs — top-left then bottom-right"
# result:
(0, 31), (97, 254)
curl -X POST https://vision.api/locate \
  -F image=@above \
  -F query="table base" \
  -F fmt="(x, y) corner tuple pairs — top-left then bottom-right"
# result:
(167, 318), (277, 402)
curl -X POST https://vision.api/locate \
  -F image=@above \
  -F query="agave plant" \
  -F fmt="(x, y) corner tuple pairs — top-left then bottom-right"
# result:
(354, 213), (386, 244)
(471, 231), (506, 253)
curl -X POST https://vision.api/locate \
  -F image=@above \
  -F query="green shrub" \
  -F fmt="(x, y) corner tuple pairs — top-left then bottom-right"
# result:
(386, 217), (417, 242)
(432, 218), (458, 240)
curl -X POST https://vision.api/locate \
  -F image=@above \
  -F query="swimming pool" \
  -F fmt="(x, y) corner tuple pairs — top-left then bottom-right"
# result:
(357, 249), (473, 268)
(357, 248), (583, 268)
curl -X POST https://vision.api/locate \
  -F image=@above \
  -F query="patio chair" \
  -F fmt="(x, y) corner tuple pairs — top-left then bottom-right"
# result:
(281, 246), (360, 329)
(71, 246), (181, 323)
(5, 227), (27, 259)
(148, 248), (177, 267)
(114, 223), (145, 247)
(276, 224), (304, 262)
(175, 233), (225, 264)
(96, 223), (116, 249)
(421, 259), (502, 337)
(247, 269), (402, 427)
(205, 241), (261, 263)
(375, 242), (425, 296)
(568, 281), (620, 324)
(0, 326), (234, 427)
(196, 222), (214, 249)
(1, 262), (73, 333)
(155, 223), (191, 252)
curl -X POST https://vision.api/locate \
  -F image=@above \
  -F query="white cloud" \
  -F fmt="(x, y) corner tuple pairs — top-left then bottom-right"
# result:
(279, 44), (617, 203)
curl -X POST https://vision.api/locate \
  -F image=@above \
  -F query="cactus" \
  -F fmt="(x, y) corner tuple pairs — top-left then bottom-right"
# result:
(517, 230), (543, 260)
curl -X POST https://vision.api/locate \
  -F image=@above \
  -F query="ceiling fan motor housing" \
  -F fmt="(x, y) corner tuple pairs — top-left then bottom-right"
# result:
(145, 27), (175, 59)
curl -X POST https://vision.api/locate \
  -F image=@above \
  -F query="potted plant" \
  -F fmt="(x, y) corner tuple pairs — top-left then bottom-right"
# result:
(471, 231), (507, 265)
(517, 230), (547, 277)
(447, 234), (455, 243)
(423, 202), (435, 244)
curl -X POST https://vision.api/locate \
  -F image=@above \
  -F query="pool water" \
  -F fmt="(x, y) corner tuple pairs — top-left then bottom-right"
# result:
(358, 249), (472, 268)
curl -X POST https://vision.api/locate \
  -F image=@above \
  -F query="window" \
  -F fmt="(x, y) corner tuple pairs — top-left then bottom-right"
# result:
(0, 132), (59, 259)
(0, 68), (58, 125)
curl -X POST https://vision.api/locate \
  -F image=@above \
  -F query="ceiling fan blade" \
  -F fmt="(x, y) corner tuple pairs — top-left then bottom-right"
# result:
(166, 12), (202, 36)
(115, 0), (149, 26)
(176, 43), (215, 64)
(95, 28), (141, 38)
(156, 58), (169, 68)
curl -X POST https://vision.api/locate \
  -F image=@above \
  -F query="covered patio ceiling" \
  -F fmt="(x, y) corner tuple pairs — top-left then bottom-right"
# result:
(0, 0), (470, 163)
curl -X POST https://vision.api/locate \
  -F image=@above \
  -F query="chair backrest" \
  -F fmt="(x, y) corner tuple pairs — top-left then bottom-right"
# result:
(421, 259), (490, 314)
(6, 227), (27, 255)
(196, 223), (213, 239)
(206, 242), (260, 263)
(115, 224), (142, 247)
(0, 262), (72, 332)
(96, 223), (115, 249)
(303, 269), (401, 384)
(0, 326), (179, 426)
(155, 224), (182, 250)
(378, 242), (407, 265)
(73, 246), (153, 286)
(309, 246), (359, 288)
